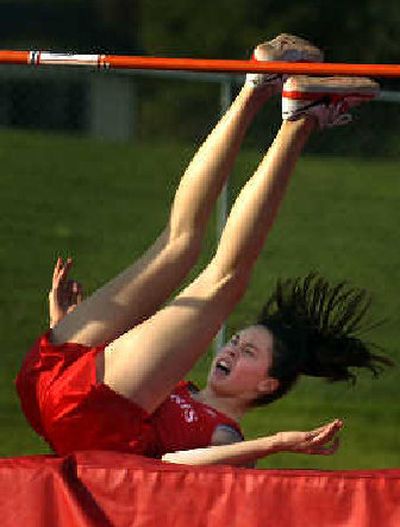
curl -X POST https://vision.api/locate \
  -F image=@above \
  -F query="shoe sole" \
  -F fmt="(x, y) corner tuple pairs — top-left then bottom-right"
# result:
(283, 76), (380, 100)
(254, 34), (323, 63)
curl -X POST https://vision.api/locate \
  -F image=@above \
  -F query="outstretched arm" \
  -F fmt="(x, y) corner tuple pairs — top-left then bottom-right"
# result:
(162, 419), (343, 467)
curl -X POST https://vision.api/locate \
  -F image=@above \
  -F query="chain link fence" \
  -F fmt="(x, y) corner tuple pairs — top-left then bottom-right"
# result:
(0, 66), (399, 157)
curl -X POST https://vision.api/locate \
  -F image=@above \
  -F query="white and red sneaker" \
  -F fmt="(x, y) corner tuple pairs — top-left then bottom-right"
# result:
(282, 76), (380, 128)
(246, 33), (323, 91)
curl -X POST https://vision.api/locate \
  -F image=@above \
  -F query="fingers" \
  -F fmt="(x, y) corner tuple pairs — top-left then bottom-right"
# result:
(310, 418), (343, 435)
(52, 257), (63, 283)
(306, 436), (340, 456)
(323, 436), (340, 455)
(51, 256), (73, 290)
(73, 280), (83, 305)
(306, 419), (343, 445)
(66, 280), (84, 312)
(302, 419), (343, 456)
(48, 256), (81, 327)
(278, 418), (343, 457)
(59, 257), (73, 285)
(51, 256), (63, 289)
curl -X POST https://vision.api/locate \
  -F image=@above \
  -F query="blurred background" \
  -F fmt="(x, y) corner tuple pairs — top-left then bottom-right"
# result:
(0, 0), (399, 469)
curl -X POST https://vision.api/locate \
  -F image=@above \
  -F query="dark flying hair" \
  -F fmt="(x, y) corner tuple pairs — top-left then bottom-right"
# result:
(255, 272), (393, 405)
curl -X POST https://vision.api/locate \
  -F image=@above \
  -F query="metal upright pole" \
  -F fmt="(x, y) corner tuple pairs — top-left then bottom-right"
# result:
(214, 78), (232, 353)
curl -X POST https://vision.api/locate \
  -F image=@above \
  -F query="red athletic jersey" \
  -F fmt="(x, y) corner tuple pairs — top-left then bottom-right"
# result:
(16, 332), (243, 457)
(151, 381), (243, 456)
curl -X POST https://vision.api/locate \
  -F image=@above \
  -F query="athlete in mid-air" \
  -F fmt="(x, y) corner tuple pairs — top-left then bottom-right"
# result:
(17, 34), (389, 466)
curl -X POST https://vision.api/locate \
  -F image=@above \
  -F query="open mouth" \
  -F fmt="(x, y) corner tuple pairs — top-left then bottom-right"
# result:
(215, 359), (232, 376)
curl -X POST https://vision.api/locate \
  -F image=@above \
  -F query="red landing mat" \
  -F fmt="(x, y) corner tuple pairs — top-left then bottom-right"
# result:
(0, 451), (399, 527)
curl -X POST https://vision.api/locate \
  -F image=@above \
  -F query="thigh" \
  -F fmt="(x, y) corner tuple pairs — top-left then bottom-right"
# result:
(102, 264), (248, 414)
(51, 228), (201, 348)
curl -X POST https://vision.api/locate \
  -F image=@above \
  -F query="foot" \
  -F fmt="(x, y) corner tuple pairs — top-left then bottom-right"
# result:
(282, 76), (380, 128)
(246, 33), (323, 92)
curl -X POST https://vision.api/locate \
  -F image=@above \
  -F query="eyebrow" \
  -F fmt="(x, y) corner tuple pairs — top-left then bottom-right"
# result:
(234, 334), (261, 354)
(241, 341), (259, 353)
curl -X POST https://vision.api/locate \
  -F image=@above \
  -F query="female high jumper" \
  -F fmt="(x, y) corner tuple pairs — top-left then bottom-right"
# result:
(16, 34), (390, 467)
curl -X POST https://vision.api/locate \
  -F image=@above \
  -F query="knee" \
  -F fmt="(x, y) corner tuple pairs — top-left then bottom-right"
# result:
(204, 262), (251, 306)
(167, 228), (203, 268)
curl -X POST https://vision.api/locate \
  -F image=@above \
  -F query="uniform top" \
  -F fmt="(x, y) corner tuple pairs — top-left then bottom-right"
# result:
(150, 381), (244, 456)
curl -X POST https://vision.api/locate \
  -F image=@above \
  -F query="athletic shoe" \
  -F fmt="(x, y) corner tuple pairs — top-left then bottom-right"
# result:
(246, 33), (324, 91)
(282, 76), (380, 128)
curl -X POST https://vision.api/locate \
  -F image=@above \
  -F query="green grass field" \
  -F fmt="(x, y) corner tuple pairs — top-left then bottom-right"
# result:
(0, 129), (399, 469)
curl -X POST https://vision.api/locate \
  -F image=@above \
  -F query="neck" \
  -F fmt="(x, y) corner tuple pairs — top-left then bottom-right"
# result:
(194, 386), (248, 423)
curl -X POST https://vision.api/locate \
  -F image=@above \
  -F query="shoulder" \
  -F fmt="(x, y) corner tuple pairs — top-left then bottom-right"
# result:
(211, 424), (244, 446)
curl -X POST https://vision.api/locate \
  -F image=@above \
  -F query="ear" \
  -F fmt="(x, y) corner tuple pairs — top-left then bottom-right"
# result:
(257, 377), (279, 395)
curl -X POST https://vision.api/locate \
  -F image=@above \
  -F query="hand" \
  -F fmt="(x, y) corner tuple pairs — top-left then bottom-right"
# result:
(274, 419), (343, 456)
(49, 257), (83, 328)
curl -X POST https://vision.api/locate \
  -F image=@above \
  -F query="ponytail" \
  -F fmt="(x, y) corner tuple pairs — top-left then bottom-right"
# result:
(254, 273), (393, 406)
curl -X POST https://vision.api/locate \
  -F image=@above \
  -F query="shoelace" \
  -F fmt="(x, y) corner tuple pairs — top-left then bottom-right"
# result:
(282, 99), (354, 128)
(325, 101), (353, 128)
(327, 113), (353, 128)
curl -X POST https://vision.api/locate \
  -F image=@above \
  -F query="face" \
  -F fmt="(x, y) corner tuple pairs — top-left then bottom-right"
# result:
(207, 325), (279, 403)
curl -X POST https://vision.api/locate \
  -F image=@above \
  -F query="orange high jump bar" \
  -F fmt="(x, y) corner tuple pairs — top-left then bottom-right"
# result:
(0, 50), (399, 77)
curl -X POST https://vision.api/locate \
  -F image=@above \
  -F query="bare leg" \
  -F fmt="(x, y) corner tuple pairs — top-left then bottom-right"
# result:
(52, 84), (273, 347)
(103, 117), (316, 413)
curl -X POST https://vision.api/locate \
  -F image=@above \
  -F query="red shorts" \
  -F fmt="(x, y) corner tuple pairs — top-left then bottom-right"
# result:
(16, 332), (158, 456)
